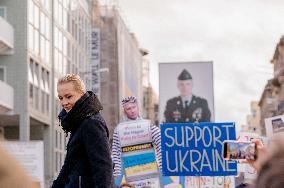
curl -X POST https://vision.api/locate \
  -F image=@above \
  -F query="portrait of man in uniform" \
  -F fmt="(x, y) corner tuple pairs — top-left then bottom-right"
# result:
(163, 69), (211, 123)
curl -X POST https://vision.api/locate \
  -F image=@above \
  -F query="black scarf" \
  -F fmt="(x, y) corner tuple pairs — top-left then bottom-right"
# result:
(58, 91), (103, 134)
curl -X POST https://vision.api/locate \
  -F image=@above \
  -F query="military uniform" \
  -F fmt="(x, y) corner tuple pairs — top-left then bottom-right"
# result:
(164, 69), (211, 123)
(164, 95), (211, 123)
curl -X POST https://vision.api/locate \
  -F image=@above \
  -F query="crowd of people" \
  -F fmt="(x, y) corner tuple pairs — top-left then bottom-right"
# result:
(1, 73), (284, 188)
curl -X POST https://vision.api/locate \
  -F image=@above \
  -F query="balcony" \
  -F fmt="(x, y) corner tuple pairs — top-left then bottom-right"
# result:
(0, 17), (14, 55)
(0, 80), (13, 113)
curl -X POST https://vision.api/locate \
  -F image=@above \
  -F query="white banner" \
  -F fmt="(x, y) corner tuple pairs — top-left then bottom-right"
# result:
(0, 141), (44, 188)
(185, 176), (235, 188)
(118, 119), (152, 147)
(265, 115), (284, 138)
(90, 28), (100, 95)
(130, 177), (161, 188)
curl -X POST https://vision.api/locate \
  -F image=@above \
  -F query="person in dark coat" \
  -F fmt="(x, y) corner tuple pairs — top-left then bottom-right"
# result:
(164, 69), (211, 123)
(51, 74), (113, 188)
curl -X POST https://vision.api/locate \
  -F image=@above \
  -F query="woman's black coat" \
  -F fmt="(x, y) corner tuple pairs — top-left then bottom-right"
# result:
(51, 91), (113, 188)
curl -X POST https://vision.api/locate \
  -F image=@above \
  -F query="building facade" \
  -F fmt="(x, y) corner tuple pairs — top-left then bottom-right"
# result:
(0, 0), (93, 186)
(259, 36), (284, 135)
(141, 48), (159, 125)
(0, 6), (14, 140)
(99, 6), (144, 136)
(243, 101), (261, 135)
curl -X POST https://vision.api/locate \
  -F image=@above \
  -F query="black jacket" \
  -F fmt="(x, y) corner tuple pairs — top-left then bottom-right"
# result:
(51, 91), (113, 188)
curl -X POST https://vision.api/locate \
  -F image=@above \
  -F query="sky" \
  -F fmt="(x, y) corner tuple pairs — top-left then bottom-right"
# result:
(101, 0), (284, 129)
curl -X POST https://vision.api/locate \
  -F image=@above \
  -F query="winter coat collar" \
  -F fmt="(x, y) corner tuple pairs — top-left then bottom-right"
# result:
(58, 91), (103, 134)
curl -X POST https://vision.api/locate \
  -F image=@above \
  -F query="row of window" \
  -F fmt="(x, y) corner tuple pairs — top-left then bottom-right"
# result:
(29, 58), (50, 114)
(55, 128), (68, 173)
(29, 0), (51, 64)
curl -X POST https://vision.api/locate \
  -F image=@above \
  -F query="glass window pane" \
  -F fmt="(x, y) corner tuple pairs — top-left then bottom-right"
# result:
(45, 0), (50, 13)
(28, 1), (34, 23)
(46, 16), (50, 39)
(34, 5), (39, 29)
(58, 3), (63, 25)
(41, 90), (45, 113)
(34, 30), (39, 55)
(63, 57), (67, 75)
(0, 67), (5, 81)
(58, 53), (62, 73)
(40, 12), (45, 35)
(54, 50), (58, 71)
(54, 0), (58, 21)
(40, 36), (45, 60)
(46, 93), (49, 113)
(28, 24), (34, 50)
(54, 27), (58, 48)
(58, 31), (62, 52)
(45, 40), (50, 63)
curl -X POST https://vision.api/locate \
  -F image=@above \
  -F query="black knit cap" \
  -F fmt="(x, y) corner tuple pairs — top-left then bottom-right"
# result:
(178, 69), (192, 80)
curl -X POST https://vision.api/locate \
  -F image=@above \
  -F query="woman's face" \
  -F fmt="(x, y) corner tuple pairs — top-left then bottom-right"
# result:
(57, 82), (84, 112)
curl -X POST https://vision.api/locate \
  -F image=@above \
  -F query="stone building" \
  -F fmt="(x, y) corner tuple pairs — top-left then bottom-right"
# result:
(0, 0), (94, 185)
(259, 36), (284, 135)
(98, 6), (144, 136)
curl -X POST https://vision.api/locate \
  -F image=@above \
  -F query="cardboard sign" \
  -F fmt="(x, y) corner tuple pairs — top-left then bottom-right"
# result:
(123, 149), (159, 179)
(130, 177), (161, 188)
(184, 176), (235, 188)
(265, 115), (284, 138)
(118, 120), (152, 147)
(161, 122), (237, 176)
(1, 141), (44, 188)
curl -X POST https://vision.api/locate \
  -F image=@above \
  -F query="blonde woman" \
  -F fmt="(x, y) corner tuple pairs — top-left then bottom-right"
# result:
(51, 74), (113, 188)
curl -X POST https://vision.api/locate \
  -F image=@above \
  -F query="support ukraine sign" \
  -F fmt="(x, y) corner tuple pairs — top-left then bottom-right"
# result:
(161, 122), (237, 176)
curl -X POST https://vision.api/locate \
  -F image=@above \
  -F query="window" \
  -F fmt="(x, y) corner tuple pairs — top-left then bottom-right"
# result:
(29, 60), (34, 83)
(28, 24), (34, 50)
(34, 30), (39, 55)
(34, 5), (39, 29)
(29, 83), (33, 105)
(0, 66), (6, 81)
(45, 16), (50, 39)
(0, 7), (7, 19)
(40, 68), (45, 91)
(45, 40), (50, 63)
(41, 90), (45, 113)
(46, 93), (50, 113)
(28, 1), (34, 23)
(40, 35), (45, 60)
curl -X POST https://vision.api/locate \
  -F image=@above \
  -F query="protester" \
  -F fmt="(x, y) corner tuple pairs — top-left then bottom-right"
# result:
(51, 74), (113, 188)
(111, 96), (162, 177)
(245, 133), (284, 188)
(0, 146), (38, 188)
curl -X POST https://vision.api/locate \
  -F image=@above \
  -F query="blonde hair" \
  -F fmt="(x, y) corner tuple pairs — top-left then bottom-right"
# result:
(57, 74), (86, 93)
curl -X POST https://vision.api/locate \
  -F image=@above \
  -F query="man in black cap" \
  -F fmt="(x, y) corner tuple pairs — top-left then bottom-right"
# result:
(164, 69), (211, 123)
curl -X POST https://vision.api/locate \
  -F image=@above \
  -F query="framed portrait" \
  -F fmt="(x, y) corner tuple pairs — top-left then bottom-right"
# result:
(159, 61), (215, 123)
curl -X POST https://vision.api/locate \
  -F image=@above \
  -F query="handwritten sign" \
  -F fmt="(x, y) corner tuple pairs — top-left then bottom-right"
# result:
(130, 177), (161, 188)
(185, 176), (235, 188)
(123, 150), (158, 178)
(161, 122), (237, 176)
(265, 115), (284, 138)
(118, 120), (152, 147)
